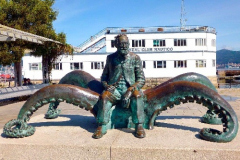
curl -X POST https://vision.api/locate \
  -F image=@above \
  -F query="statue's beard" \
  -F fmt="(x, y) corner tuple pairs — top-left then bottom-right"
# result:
(119, 48), (129, 55)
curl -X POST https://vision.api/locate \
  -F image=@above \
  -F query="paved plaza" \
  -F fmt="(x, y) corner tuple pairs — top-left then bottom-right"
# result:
(0, 88), (240, 159)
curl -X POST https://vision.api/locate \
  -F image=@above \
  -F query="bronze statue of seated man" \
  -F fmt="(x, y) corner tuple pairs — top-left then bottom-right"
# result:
(3, 33), (238, 142)
(92, 34), (146, 139)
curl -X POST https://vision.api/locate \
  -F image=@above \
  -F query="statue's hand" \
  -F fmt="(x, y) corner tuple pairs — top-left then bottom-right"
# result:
(122, 87), (134, 108)
(102, 81), (116, 93)
(107, 85), (116, 93)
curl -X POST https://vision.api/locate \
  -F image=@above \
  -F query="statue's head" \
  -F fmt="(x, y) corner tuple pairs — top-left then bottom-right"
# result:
(115, 34), (129, 56)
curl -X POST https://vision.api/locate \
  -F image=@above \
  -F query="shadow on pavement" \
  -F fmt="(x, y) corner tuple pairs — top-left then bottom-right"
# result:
(155, 122), (200, 132)
(1, 114), (97, 138)
(30, 114), (97, 133)
(156, 115), (200, 120)
(1, 115), (213, 141)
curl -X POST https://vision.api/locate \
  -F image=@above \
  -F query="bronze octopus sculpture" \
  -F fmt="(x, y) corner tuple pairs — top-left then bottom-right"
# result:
(3, 71), (239, 143)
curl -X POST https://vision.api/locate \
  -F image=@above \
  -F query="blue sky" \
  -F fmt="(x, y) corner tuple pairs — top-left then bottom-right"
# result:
(52, 0), (240, 51)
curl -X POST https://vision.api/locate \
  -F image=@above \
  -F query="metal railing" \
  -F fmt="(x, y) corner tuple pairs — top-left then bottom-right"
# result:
(75, 25), (216, 53)
(104, 26), (216, 34)
(77, 28), (108, 48)
(82, 38), (106, 53)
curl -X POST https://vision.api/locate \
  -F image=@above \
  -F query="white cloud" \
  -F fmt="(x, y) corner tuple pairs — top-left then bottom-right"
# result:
(53, 1), (90, 23)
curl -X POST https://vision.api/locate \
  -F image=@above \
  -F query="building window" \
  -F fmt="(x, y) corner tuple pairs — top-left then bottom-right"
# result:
(91, 62), (104, 69)
(111, 40), (115, 48)
(153, 61), (166, 68)
(195, 38), (206, 46)
(153, 39), (166, 47)
(142, 61), (146, 69)
(53, 63), (62, 70)
(174, 39), (187, 46)
(29, 63), (42, 70)
(174, 60), (187, 68)
(132, 39), (145, 47)
(196, 60), (206, 68)
(212, 59), (216, 67)
(211, 39), (216, 46)
(70, 62), (83, 70)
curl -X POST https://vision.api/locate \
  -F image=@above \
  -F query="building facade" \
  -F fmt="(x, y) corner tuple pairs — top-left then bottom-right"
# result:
(22, 26), (217, 81)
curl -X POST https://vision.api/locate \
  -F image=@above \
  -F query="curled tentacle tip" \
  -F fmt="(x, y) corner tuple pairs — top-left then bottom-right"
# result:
(3, 119), (35, 138)
(198, 128), (236, 143)
(45, 109), (61, 119)
(199, 128), (209, 134)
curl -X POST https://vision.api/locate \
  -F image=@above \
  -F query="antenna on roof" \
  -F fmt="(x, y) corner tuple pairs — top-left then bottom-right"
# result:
(180, 0), (187, 29)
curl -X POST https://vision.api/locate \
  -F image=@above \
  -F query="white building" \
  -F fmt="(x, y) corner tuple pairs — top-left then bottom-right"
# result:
(22, 26), (216, 81)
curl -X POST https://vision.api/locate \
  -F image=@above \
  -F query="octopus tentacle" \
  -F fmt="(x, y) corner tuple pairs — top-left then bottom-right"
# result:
(144, 72), (217, 95)
(3, 84), (100, 138)
(59, 70), (104, 94)
(145, 72), (220, 125)
(145, 81), (238, 142)
(201, 109), (222, 125)
(45, 101), (61, 119)
(148, 109), (161, 130)
(45, 70), (104, 119)
(3, 119), (35, 138)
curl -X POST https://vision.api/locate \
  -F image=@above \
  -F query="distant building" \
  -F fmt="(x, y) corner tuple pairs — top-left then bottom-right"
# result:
(22, 26), (216, 81)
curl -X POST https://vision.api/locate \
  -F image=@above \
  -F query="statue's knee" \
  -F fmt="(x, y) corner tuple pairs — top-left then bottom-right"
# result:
(132, 90), (142, 99)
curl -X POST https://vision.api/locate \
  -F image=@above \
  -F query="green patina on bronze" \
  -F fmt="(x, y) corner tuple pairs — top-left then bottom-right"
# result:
(92, 34), (146, 138)
(45, 101), (61, 119)
(45, 71), (222, 125)
(201, 110), (222, 125)
(144, 71), (222, 125)
(44, 70), (103, 119)
(46, 34), (221, 125)
(3, 34), (238, 143)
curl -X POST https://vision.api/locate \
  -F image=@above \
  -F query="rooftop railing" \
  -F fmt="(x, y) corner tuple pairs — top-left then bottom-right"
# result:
(106, 26), (216, 34)
(76, 26), (216, 53)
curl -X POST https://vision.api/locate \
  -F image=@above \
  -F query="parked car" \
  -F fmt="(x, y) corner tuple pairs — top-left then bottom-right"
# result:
(0, 74), (12, 79)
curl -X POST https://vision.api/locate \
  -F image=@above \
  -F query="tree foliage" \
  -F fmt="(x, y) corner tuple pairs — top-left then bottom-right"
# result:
(0, 0), (73, 85)
(0, 0), (57, 35)
(29, 32), (73, 83)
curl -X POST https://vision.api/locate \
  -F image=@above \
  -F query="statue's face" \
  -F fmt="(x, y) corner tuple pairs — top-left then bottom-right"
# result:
(116, 36), (129, 56)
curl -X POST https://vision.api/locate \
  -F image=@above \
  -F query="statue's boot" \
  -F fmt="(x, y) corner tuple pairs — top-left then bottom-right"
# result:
(92, 125), (107, 139)
(135, 123), (146, 138)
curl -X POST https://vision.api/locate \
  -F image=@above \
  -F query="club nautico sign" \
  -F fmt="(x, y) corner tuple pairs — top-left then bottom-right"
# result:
(129, 47), (173, 52)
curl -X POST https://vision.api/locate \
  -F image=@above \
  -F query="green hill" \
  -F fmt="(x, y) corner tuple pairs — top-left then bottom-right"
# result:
(217, 49), (240, 64)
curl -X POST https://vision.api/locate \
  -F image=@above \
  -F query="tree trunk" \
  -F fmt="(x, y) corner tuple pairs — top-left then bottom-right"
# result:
(14, 61), (22, 87)
(42, 55), (51, 83)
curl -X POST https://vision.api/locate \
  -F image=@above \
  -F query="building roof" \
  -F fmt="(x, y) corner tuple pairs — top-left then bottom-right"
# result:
(0, 24), (61, 44)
